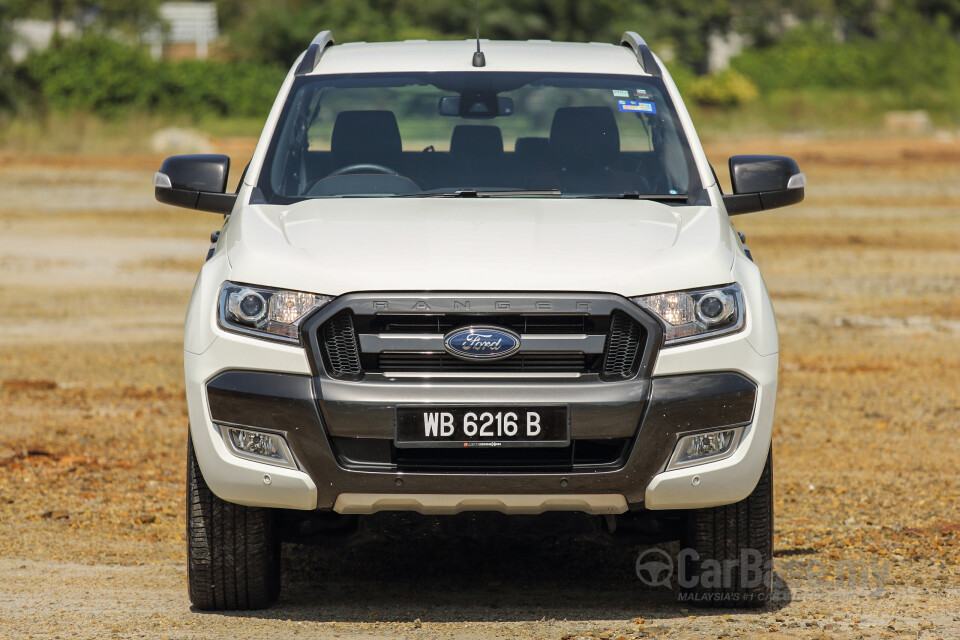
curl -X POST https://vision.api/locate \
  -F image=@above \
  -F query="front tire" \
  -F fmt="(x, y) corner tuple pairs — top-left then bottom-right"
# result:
(187, 435), (281, 610)
(680, 449), (774, 608)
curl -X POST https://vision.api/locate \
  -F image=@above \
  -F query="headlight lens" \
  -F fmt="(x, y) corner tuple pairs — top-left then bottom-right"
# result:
(631, 284), (744, 345)
(219, 282), (333, 343)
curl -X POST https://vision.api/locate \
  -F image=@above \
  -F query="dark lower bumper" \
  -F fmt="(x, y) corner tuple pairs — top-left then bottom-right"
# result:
(206, 370), (757, 509)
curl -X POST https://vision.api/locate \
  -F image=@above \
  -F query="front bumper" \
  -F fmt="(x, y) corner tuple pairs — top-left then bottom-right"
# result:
(185, 327), (776, 513)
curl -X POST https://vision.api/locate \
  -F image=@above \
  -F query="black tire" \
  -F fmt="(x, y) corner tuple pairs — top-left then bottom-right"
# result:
(187, 435), (281, 610)
(680, 449), (773, 608)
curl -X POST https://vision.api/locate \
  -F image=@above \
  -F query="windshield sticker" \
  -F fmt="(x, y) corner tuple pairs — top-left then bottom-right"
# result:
(618, 100), (657, 114)
(612, 89), (631, 98)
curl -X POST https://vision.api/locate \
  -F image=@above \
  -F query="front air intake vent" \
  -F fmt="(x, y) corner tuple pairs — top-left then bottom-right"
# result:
(602, 311), (643, 380)
(320, 311), (362, 380)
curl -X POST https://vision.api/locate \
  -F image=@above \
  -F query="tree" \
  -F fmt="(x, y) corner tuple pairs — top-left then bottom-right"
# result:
(0, 0), (22, 112)
(634, 0), (733, 72)
(911, 0), (960, 31)
(86, 0), (159, 36)
(137, 0), (960, 75)
(222, 0), (732, 71)
(226, 0), (471, 66)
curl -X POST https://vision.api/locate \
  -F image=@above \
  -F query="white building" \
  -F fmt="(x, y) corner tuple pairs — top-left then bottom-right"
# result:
(152, 2), (219, 60)
(9, 3), (219, 61)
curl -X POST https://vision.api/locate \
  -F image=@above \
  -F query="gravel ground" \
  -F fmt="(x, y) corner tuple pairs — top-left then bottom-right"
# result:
(0, 138), (958, 639)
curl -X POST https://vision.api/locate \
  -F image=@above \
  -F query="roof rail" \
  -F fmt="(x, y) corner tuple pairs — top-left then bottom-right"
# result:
(620, 31), (661, 77)
(295, 30), (335, 76)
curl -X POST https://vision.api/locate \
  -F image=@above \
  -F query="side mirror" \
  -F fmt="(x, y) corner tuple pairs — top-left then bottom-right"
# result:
(722, 155), (806, 215)
(154, 154), (237, 214)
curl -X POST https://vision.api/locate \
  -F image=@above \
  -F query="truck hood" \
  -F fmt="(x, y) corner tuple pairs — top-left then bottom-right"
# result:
(222, 196), (737, 296)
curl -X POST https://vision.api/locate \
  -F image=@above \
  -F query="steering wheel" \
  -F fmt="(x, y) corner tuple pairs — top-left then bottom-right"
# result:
(327, 163), (398, 177)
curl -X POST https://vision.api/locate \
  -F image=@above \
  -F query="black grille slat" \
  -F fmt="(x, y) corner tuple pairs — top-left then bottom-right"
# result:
(375, 314), (451, 332)
(320, 311), (362, 380)
(519, 315), (588, 334)
(364, 314), (593, 335)
(379, 352), (588, 373)
(601, 311), (642, 380)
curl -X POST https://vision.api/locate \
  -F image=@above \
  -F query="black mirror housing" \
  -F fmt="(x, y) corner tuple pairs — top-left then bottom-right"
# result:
(723, 155), (805, 215)
(154, 154), (237, 214)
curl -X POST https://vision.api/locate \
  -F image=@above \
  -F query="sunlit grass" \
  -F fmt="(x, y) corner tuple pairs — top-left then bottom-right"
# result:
(0, 111), (265, 155)
(2, 88), (958, 154)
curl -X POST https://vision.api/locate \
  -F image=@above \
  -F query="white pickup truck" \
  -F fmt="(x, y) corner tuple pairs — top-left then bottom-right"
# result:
(154, 30), (805, 610)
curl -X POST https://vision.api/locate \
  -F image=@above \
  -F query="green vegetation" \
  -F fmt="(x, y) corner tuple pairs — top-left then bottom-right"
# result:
(9, 0), (160, 38)
(733, 10), (960, 108)
(2, 0), (960, 141)
(0, 0), (22, 116)
(215, 0), (734, 72)
(23, 35), (284, 119)
(687, 69), (759, 109)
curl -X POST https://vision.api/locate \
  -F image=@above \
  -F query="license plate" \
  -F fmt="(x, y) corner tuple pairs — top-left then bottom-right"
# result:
(395, 406), (569, 448)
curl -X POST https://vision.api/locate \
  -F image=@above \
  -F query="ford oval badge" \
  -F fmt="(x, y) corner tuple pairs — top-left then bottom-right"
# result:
(444, 326), (521, 361)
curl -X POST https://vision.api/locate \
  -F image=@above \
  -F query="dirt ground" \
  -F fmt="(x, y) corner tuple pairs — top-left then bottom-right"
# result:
(0, 136), (958, 639)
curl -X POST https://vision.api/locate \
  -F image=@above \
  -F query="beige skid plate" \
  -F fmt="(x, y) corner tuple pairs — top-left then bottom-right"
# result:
(332, 493), (629, 515)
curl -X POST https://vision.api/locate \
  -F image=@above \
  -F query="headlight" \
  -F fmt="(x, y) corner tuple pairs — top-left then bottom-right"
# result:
(631, 284), (744, 345)
(218, 282), (333, 343)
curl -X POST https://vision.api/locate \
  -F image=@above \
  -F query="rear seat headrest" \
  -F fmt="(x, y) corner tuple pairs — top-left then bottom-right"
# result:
(450, 125), (504, 160)
(515, 136), (550, 158)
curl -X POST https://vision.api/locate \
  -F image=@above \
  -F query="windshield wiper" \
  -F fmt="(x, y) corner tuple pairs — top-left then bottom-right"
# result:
(395, 189), (687, 201)
(399, 189), (562, 198)
(571, 192), (689, 202)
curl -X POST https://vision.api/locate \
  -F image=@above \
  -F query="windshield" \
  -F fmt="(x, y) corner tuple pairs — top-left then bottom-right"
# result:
(256, 72), (702, 202)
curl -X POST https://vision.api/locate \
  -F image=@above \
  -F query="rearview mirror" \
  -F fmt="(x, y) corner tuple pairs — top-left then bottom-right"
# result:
(154, 154), (237, 214)
(722, 155), (805, 215)
(438, 95), (515, 118)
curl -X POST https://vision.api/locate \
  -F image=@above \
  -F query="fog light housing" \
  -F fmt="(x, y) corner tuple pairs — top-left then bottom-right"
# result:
(221, 426), (297, 470)
(666, 427), (743, 471)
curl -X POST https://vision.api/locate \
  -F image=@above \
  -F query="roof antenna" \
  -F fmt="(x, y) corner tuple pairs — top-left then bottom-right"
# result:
(472, 0), (485, 67)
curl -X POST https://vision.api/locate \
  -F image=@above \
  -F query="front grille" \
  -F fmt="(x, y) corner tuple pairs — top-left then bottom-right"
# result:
(331, 436), (630, 472)
(320, 311), (362, 380)
(315, 298), (650, 382)
(602, 311), (642, 380)
(378, 352), (591, 373)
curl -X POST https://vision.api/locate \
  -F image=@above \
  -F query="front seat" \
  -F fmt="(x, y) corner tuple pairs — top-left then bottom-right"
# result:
(549, 106), (624, 194)
(330, 110), (403, 172)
